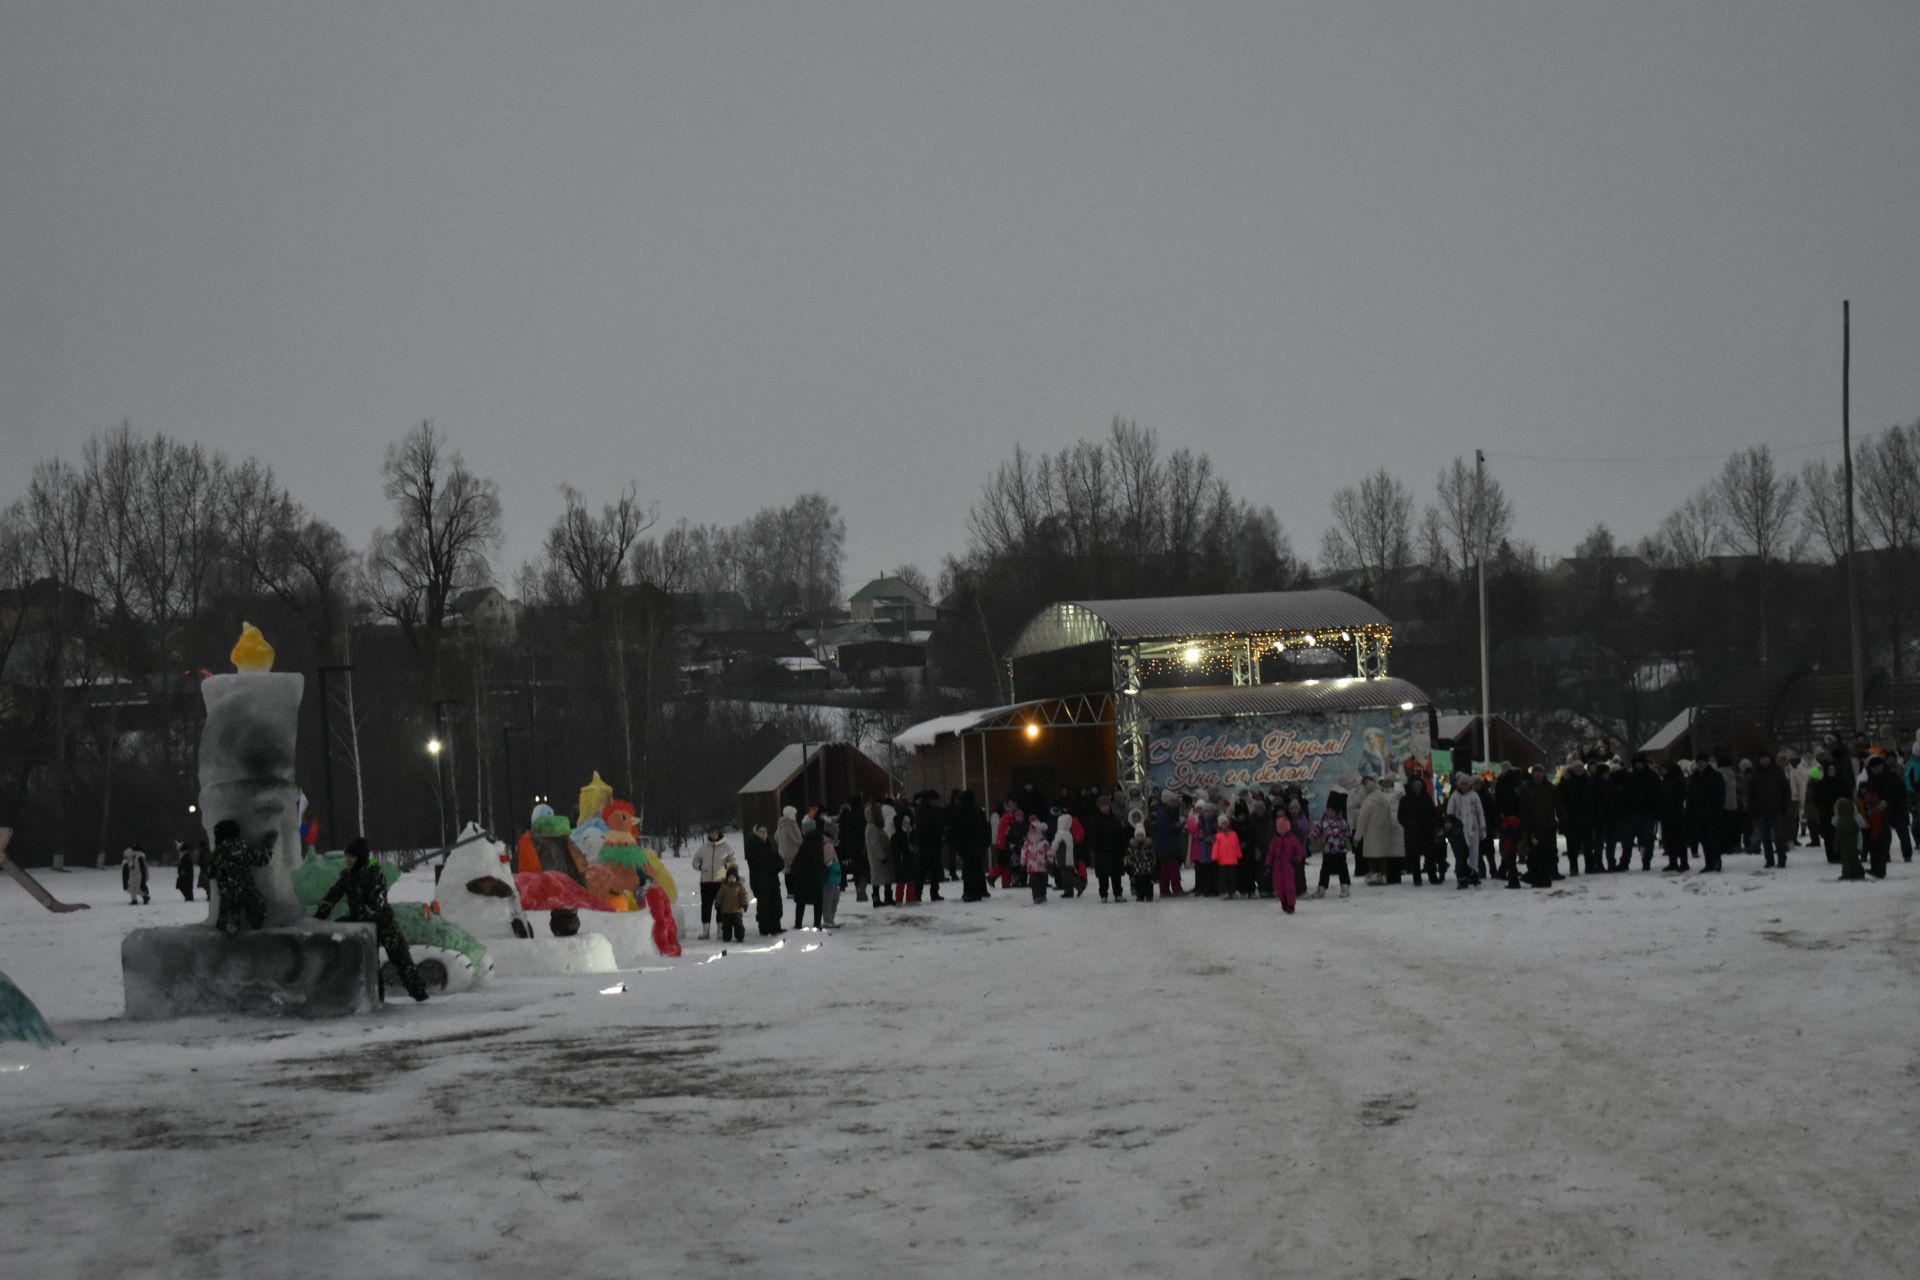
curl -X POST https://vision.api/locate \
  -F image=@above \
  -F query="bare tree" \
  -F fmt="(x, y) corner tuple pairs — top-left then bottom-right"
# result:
(1855, 419), (1920, 675)
(1433, 456), (1514, 580)
(363, 421), (502, 694)
(1648, 490), (1724, 570)
(24, 460), (97, 864)
(1715, 445), (1801, 662)
(1798, 458), (1850, 564)
(1320, 468), (1414, 598)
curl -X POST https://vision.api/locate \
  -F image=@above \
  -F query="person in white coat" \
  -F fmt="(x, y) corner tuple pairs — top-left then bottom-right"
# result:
(1787, 753), (1810, 845)
(1446, 772), (1487, 888)
(691, 827), (735, 940)
(121, 843), (150, 905)
(1353, 778), (1395, 886)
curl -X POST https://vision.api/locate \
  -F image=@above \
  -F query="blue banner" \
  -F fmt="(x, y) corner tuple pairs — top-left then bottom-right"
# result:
(1146, 707), (1431, 814)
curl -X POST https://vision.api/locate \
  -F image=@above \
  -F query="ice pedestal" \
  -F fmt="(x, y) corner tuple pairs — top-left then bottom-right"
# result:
(123, 922), (379, 1020)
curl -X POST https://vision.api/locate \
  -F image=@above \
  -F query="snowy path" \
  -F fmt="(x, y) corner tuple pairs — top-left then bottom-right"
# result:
(3, 861), (1917, 1279)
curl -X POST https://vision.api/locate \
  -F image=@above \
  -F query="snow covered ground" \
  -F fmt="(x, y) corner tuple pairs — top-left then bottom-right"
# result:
(3, 855), (1917, 1279)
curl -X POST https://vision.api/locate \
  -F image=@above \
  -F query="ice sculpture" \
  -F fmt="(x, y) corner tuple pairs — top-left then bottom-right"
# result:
(122, 625), (379, 1018)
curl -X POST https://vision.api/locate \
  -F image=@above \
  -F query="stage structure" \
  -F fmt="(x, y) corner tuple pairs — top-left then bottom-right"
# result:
(897, 590), (1432, 813)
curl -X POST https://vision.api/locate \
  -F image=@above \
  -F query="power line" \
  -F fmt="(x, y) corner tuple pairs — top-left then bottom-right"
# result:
(1485, 438), (1841, 466)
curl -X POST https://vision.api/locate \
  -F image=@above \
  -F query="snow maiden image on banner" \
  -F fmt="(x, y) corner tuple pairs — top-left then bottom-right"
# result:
(1146, 705), (1431, 812)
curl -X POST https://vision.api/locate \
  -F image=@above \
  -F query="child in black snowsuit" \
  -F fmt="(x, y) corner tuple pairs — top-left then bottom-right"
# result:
(208, 820), (274, 933)
(1124, 813), (1157, 902)
(315, 837), (428, 1001)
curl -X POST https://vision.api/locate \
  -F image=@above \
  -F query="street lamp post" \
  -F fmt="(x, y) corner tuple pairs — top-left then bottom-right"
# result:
(426, 736), (447, 847)
(431, 698), (460, 836)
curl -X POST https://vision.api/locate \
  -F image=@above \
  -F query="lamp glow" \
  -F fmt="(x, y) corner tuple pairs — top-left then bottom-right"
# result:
(1182, 646), (1202, 664)
(426, 738), (443, 757)
(1024, 722), (1040, 739)
(1400, 702), (1415, 711)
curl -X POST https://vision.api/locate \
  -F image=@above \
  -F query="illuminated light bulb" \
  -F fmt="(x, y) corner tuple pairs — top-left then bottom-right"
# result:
(1400, 702), (1415, 711)
(1024, 723), (1040, 739)
(1303, 634), (1316, 646)
(1183, 646), (1202, 664)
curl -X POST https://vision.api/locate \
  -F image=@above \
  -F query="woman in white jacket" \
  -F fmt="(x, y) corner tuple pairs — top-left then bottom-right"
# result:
(691, 828), (735, 940)
(1353, 779), (1396, 886)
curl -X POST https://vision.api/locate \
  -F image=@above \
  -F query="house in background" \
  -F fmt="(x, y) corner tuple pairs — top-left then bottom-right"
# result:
(848, 576), (937, 629)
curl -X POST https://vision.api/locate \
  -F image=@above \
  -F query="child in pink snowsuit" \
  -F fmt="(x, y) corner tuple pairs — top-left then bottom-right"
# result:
(1267, 817), (1306, 914)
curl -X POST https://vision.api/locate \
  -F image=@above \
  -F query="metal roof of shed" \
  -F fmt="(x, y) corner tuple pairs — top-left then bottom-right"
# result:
(1009, 590), (1389, 657)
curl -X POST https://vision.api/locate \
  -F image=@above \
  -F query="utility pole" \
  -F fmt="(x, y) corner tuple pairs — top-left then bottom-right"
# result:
(1843, 301), (1864, 733)
(1476, 450), (1492, 767)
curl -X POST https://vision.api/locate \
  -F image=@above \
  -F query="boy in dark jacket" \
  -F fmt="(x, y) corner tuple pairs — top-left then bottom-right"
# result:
(208, 820), (274, 933)
(315, 837), (428, 1001)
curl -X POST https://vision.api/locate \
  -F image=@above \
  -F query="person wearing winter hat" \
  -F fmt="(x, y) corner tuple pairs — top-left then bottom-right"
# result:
(1123, 810), (1156, 902)
(744, 822), (785, 936)
(315, 837), (428, 1002)
(1212, 812), (1244, 898)
(1021, 815), (1054, 903)
(714, 863), (750, 942)
(690, 827), (737, 939)
(790, 817), (826, 929)
(1266, 815), (1305, 912)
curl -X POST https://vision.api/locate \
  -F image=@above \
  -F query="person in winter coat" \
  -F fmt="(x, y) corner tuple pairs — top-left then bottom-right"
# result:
(1086, 795), (1129, 903)
(1873, 752), (1911, 865)
(790, 818), (826, 929)
(714, 864), (750, 942)
(1657, 761), (1690, 871)
(1858, 761), (1892, 879)
(1517, 765), (1560, 887)
(1267, 816), (1306, 913)
(819, 835), (844, 928)
(1153, 793), (1185, 897)
(1589, 761), (1622, 871)
(1124, 812), (1157, 902)
(1398, 776), (1441, 887)
(174, 843), (195, 902)
(1833, 796), (1865, 881)
(121, 843), (150, 905)
(207, 821), (274, 933)
(1353, 779), (1394, 886)
(315, 837), (428, 1002)
(1446, 772), (1486, 889)
(1622, 755), (1661, 870)
(891, 814), (919, 905)
(1686, 754), (1726, 872)
(1021, 819), (1054, 903)
(1749, 751), (1792, 868)
(691, 827), (735, 940)
(775, 804), (804, 899)
(1555, 762), (1595, 877)
(1313, 795), (1353, 899)
(1049, 808), (1083, 897)
(1187, 801), (1217, 896)
(1789, 753), (1812, 845)
(1213, 814), (1245, 899)
(863, 804), (895, 907)
(947, 791), (991, 902)
(744, 822), (785, 936)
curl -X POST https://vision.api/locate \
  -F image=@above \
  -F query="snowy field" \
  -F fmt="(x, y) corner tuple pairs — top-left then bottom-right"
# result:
(3, 856), (1917, 1280)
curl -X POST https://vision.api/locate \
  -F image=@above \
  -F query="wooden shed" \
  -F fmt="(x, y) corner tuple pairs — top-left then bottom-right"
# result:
(737, 742), (897, 835)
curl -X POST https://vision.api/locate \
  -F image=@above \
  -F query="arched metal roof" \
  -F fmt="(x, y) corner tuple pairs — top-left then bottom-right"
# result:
(1008, 590), (1391, 658)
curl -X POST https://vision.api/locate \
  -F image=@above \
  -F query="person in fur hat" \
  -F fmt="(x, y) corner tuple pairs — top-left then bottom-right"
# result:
(1124, 810), (1157, 901)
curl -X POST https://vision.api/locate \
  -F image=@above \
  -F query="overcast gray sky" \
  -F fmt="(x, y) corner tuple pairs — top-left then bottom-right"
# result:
(4, 1), (1917, 590)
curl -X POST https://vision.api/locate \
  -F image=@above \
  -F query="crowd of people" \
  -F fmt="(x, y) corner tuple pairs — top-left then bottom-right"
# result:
(692, 728), (1917, 932)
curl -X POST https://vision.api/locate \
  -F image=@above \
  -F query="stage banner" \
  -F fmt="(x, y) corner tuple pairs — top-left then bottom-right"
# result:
(1146, 706), (1430, 814)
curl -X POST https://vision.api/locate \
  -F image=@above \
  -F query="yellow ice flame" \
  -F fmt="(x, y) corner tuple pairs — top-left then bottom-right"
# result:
(230, 623), (275, 672)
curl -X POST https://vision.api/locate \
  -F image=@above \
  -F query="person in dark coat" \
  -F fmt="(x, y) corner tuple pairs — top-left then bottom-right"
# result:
(174, 843), (195, 902)
(1555, 762), (1594, 876)
(744, 822), (785, 936)
(1589, 762), (1622, 871)
(1153, 793), (1185, 897)
(1622, 755), (1661, 870)
(1397, 775), (1441, 886)
(890, 813), (919, 904)
(315, 837), (428, 1001)
(1657, 760), (1690, 871)
(949, 791), (992, 902)
(1874, 752), (1911, 864)
(1749, 750), (1792, 868)
(1833, 796), (1866, 880)
(1517, 765), (1559, 887)
(1685, 754), (1725, 872)
(1085, 794), (1129, 903)
(790, 819), (826, 929)
(914, 792), (948, 897)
